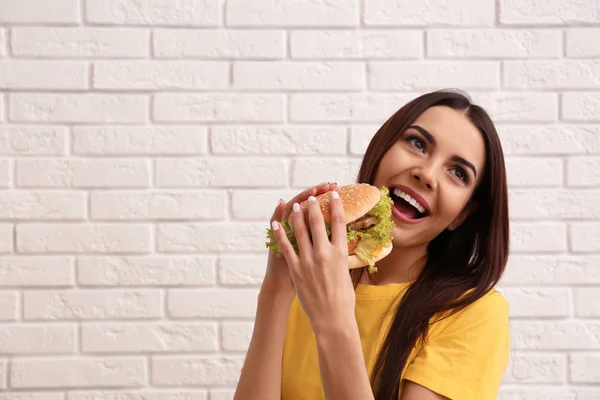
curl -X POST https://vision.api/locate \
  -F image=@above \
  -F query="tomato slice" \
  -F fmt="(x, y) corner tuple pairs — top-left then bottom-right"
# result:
(347, 237), (361, 253)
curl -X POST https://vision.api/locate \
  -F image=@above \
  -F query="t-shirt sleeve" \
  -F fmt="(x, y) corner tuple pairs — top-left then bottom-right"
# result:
(402, 290), (511, 400)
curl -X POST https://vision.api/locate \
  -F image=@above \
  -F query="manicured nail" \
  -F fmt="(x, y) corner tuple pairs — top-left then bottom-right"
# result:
(331, 191), (339, 199)
(307, 196), (316, 203)
(272, 221), (279, 231)
(277, 198), (283, 207)
(293, 203), (300, 213)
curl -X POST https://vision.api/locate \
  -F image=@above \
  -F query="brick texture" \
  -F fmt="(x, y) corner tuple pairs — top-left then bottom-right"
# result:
(1, 0), (598, 397)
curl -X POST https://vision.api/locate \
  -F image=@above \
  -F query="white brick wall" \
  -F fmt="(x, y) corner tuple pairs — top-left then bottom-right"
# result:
(0, 1), (599, 399)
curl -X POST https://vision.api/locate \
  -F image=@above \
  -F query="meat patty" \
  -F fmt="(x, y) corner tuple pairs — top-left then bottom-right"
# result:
(347, 215), (379, 231)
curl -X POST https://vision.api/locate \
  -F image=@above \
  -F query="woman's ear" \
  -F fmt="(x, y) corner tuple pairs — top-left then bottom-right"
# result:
(448, 200), (479, 231)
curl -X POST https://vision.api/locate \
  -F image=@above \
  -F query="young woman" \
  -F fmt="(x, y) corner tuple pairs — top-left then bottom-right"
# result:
(234, 89), (510, 400)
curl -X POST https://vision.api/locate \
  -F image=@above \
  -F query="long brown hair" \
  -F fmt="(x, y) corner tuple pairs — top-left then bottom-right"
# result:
(351, 89), (510, 399)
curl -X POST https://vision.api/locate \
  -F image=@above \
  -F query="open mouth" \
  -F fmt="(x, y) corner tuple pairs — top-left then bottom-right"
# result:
(390, 187), (429, 221)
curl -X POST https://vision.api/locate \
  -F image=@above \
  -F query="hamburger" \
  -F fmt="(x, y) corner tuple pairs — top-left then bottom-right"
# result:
(266, 183), (395, 274)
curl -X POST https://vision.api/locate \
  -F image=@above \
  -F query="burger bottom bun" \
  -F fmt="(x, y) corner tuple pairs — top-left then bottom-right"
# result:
(348, 244), (393, 270)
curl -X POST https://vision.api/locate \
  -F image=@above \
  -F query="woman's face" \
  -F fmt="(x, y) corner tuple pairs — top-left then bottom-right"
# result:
(372, 105), (487, 250)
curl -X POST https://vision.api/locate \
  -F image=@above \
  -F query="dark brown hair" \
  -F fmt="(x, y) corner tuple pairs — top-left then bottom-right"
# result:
(351, 89), (510, 399)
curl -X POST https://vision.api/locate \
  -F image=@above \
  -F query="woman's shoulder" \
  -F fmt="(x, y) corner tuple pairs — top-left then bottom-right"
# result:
(433, 288), (510, 336)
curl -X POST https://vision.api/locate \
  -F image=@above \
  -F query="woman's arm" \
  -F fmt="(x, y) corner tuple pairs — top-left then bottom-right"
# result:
(233, 285), (294, 400)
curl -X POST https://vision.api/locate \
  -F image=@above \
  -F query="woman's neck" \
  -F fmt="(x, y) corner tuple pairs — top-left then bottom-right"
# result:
(361, 244), (427, 286)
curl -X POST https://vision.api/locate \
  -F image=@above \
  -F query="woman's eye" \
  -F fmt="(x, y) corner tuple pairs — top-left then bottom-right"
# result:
(452, 167), (469, 183)
(408, 137), (426, 152)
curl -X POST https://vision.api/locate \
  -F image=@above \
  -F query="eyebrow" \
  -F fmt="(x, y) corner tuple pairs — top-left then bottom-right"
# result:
(407, 125), (478, 179)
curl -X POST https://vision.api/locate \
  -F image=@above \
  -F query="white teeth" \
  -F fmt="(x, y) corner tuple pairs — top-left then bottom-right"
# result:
(393, 188), (426, 214)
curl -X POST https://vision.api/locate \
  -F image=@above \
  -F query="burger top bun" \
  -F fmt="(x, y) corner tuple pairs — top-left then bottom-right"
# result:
(288, 183), (381, 228)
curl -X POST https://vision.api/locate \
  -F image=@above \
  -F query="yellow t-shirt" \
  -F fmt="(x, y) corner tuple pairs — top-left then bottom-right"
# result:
(281, 282), (510, 400)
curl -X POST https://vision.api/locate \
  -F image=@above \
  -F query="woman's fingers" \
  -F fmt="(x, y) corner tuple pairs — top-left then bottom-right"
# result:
(271, 218), (298, 266)
(270, 198), (286, 224)
(282, 182), (337, 222)
(305, 195), (330, 255)
(329, 190), (347, 250)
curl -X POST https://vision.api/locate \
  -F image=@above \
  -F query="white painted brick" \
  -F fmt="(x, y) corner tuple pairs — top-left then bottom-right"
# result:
(0, 159), (9, 188)
(0, 191), (84, 220)
(218, 255), (267, 285)
(0, 30), (6, 58)
(0, 0), (79, 23)
(575, 288), (600, 317)
(567, 28), (600, 57)
(502, 288), (571, 317)
(510, 223), (567, 253)
(0, 394), (63, 400)
(12, 27), (149, 58)
(93, 61), (228, 90)
(16, 223), (151, 254)
(211, 126), (346, 155)
(68, 391), (208, 400)
(502, 255), (600, 285)
(10, 357), (146, 388)
(498, 387), (600, 400)
(90, 190), (226, 220)
(0, 324), (75, 353)
(364, 0), (494, 26)
(16, 159), (150, 188)
(500, 0), (600, 24)
(78, 256), (216, 287)
(24, 289), (161, 320)
(154, 29), (284, 59)
(571, 223), (600, 252)
(0, 96), (4, 122)
(0, 61), (86, 90)
(153, 93), (284, 123)
(168, 288), (259, 318)
(9, 94), (148, 123)
(230, 189), (299, 220)
(155, 158), (286, 188)
(73, 126), (206, 155)
(290, 93), (415, 122)
(571, 354), (600, 383)
(567, 158), (600, 187)
(233, 62), (364, 91)
(222, 321), (254, 351)
(82, 322), (218, 353)
(369, 62), (499, 90)
(152, 356), (243, 386)
(428, 29), (561, 58)
(472, 92), (558, 122)
(505, 159), (562, 187)
(292, 158), (363, 187)
(0, 224), (13, 253)
(210, 390), (236, 400)
(226, 0), (359, 27)
(0, 126), (67, 155)
(504, 61), (600, 89)
(563, 92), (600, 121)
(86, 0), (220, 26)
(503, 353), (566, 383)
(290, 30), (422, 59)
(508, 190), (600, 219)
(349, 126), (377, 155)
(510, 321), (600, 350)
(0, 257), (73, 287)
(157, 223), (266, 253)
(497, 125), (600, 155)
(0, 360), (5, 389)
(0, 292), (18, 321)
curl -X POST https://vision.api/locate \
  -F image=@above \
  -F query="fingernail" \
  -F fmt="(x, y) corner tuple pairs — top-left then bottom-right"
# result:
(331, 191), (339, 199)
(277, 198), (283, 207)
(272, 221), (279, 231)
(293, 203), (300, 213)
(307, 196), (316, 203)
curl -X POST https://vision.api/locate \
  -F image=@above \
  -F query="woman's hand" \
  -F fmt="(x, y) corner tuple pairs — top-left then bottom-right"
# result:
(262, 182), (338, 297)
(271, 190), (356, 333)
